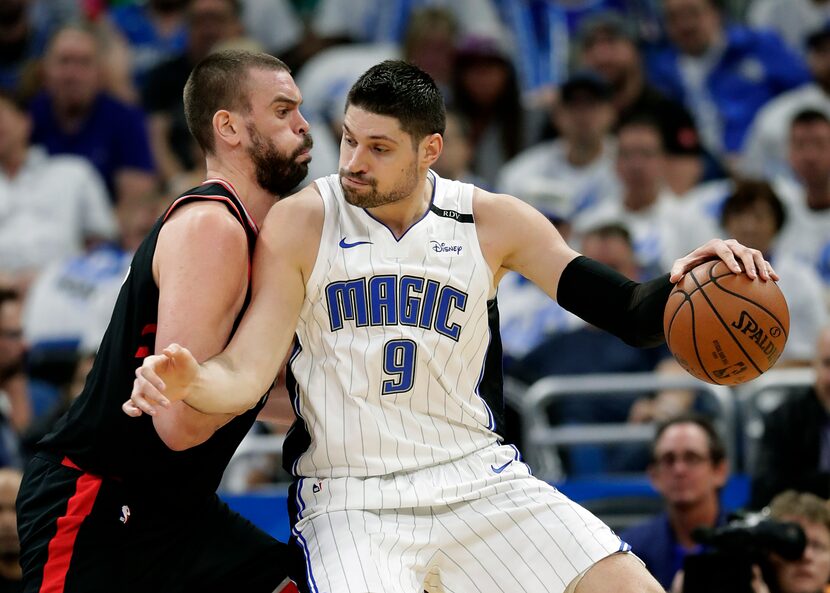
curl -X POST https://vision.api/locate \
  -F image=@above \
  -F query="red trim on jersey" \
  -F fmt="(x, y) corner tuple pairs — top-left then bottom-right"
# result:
(39, 458), (103, 593)
(163, 194), (245, 226)
(135, 346), (150, 359)
(141, 324), (157, 336)
(203, 178), (259, 233)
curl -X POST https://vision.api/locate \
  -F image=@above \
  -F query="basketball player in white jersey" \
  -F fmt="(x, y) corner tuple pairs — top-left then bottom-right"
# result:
(126, 61), (775, 593)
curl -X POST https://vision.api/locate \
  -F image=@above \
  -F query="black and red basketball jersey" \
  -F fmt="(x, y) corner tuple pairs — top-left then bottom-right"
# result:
(39, 179), (268, 498)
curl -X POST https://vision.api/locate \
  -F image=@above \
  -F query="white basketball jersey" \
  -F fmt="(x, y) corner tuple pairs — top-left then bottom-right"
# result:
(284, 171), (502, 478)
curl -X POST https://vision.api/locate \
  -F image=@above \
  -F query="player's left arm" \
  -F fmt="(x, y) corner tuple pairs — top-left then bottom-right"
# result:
(474, 188), (777, 348)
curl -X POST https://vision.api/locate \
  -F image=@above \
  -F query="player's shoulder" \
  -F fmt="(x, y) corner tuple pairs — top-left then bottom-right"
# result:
(160, 199), (249, 252)
(262, 182), (324, 238)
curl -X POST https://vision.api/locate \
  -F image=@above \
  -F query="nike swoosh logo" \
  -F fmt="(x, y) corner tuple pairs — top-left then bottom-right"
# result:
(339, 237), (373, 249)
(490, 460), (513, 474)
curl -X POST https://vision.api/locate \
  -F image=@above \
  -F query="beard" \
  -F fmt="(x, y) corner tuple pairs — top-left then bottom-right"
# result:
(246, 124), (312, 197)
(339, 163), (419, 208)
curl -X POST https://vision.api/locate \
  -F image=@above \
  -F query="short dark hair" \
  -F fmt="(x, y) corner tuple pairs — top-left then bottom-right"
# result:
(791, 108), (830, 131)
(583, 222), (633, 247)
(650, 413), (727, 465)
(184, 49), (289, 154)
(720, 179), (786, 233)
(346, 60), (446, 144)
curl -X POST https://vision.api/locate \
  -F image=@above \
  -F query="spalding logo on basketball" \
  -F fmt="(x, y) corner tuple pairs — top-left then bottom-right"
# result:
(663, 260), (789, 386)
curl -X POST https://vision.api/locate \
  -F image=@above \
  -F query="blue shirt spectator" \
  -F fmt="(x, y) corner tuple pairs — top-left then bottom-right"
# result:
(29, 24), (156, 204)
(107, 1), (189, 91)
(29, 91), (155, 202)
(496, 0), (662, 101)
(621, 415), (731, 590)
(646, 0), (810, 159)
(622, 508), (728, 590)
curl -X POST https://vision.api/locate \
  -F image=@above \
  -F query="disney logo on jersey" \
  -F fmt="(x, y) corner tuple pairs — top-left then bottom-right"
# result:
(429, 240), (464, 256)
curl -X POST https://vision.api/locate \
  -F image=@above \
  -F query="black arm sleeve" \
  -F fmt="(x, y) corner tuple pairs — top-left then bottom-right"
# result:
(556, 255), (673, 348)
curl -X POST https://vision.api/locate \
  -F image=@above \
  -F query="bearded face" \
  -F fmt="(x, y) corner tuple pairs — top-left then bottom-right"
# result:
(246, 122), (312, 197)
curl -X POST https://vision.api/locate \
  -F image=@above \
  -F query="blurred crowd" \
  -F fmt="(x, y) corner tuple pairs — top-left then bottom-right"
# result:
(0, 0), (830, 531)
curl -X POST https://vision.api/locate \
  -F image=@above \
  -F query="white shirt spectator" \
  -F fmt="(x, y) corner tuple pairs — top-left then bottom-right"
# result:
(574, 188), (691, 275)
(23, 244), (129, 351)
(775, 175), (830, 295)
(241, 0), (302, 55)
(498, 271), (584, 361)
(311, 0), (504, 42)
(671, 179), (733, 256)
(748, 0), (830, 55)
(771, 251), (829, 362)
(296, 43), (400, 127)
(496, 138), (618, 227)
(741, 84), (830, 179)
(0, 147), (116, 273)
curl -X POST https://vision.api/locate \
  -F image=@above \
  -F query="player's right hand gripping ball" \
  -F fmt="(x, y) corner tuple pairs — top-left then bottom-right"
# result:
(663, 260), (789, 385)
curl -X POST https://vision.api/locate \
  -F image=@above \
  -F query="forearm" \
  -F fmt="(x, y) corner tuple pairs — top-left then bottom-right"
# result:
(152, 402), (234, 450)
(185, 353), (271, 415)
(556, 256), (673, 347)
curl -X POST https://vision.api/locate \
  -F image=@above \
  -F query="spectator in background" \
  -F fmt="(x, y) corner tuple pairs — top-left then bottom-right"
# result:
(0, 292), (28, 468)
(508, 224), (683, 474)
(22, 189), (162, 357)
(720, 180), (827, 365)
(748, 0), (830, 56)
(237, 0), (302, 59)
(775, 110), (830, 298)
(0, 90), (116, 293)
(29, 23), (157, 206)
(761, 490), (830, 593)
(622, 414), (730, 591)
(431, 109), (487, 187)
(495, 0), (663, 105)
(403, 7), (459, 99)
(0, 0), (78, 100)
(751, 326), (830, 509)
(142, 0), (245, 187)
(0, 468), (21, 592)
(309, 0), (503, 46)
(577, 10), (705, 194)
(497, 71), (618, 227)
(105, 0), (189, 93)
(498, 183), (582, 367)
(451, 33), (546, 188)
(646, 0), (811, 168)
(742, 23), (830, 180)
(575, 116), (691, 277)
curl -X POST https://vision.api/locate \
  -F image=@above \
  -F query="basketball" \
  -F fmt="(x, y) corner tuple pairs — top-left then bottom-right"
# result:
(663, 260), (789, 386)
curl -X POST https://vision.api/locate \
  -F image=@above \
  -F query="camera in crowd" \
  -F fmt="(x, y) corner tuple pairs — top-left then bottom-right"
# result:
(682, 511), (806, 593)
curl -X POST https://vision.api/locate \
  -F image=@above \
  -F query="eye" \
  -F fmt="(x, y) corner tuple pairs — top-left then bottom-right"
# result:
(373, 145), (388, 153)
(344, 136), (356, 146)
(276, 109), (290, 118)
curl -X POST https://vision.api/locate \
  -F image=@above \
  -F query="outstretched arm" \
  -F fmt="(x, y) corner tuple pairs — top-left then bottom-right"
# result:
(474, 189), (776, 347)
(128, 187), (323, 415)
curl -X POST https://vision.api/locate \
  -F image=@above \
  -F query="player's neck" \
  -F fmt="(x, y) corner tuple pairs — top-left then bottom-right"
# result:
(365, 175), (433, 239)
(204, 161), (275, 228)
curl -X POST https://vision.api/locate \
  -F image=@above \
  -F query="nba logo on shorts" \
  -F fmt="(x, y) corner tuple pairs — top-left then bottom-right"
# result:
(120, 505), (131, 525)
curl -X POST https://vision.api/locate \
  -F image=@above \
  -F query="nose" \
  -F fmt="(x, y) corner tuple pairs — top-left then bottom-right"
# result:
(343, 144), (368, 175)
(296, 110), (310, 136)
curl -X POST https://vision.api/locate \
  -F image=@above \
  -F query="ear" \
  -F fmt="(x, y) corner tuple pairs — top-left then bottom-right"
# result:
(713, 459), (729, 489)
(421, 133), (443, 168)
(212, 109), (242, 149)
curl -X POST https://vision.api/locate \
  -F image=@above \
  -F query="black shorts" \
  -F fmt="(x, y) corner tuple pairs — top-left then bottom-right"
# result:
(18, 454), (297, 593)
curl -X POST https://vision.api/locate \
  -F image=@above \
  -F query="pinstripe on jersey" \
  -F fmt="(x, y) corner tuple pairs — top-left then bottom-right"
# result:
(283, 171), (503, 479)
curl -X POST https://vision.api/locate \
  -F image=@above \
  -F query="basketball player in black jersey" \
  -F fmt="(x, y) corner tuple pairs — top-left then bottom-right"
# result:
(16, 50), (311, 593)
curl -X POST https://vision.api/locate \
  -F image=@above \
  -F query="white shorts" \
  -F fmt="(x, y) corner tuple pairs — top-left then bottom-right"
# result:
(290, 443), (630, 593)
